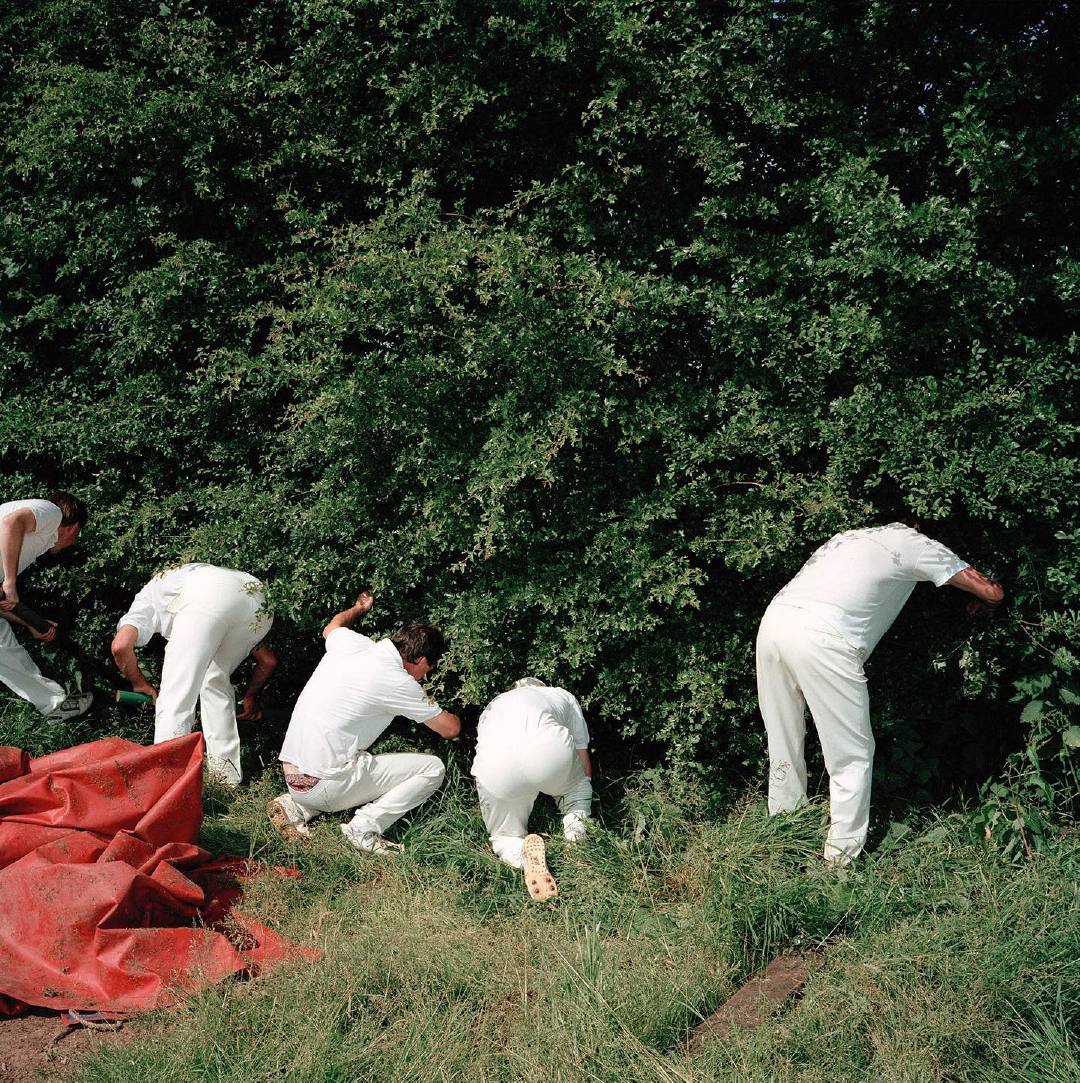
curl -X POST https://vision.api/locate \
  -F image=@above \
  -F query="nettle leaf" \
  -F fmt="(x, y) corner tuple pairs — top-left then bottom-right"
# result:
(1020, 700), (1046, 724)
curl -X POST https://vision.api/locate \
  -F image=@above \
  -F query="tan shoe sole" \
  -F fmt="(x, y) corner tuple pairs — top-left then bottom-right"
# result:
(267, 797), (308, 842)
(522, 834), (558, 901)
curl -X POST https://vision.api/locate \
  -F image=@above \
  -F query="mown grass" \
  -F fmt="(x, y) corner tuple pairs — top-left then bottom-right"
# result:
(21, 742), (1067, 1083)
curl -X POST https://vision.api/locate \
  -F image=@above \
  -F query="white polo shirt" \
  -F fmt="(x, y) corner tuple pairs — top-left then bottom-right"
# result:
(472, 685), (590, 777)
(115, 563), (209, 646)
(279, 629), (442, 780)
(116, 563), (265, 646)
(769, 523), (969, 656)
(0, 499), (63, 574)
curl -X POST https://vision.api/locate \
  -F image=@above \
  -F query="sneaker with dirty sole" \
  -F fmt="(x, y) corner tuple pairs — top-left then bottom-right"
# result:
(341, 824), (403, 856)
(522, 834), (558, 901)
(562, 811), (590, 843)
(45, 692), (93, 722)
(267, 794), (311, 841)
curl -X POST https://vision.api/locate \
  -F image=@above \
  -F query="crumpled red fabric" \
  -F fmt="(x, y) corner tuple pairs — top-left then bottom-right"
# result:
(0, 734), (315, 1015)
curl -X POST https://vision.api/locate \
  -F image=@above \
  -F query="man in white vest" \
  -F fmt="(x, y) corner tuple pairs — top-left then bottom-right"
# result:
(0, 492), (93, 720)
(757, 521), (1004, 864)
(268, 593), (461, 856)
(111, 563), (277, 785)
(471, 678), (593, 890)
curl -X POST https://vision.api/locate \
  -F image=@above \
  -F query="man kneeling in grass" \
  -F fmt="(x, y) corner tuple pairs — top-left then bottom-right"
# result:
(472, 678), (593, 899)
(268, 592), (461, 856)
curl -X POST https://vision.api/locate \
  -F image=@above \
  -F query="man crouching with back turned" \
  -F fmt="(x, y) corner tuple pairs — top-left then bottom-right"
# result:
(268, 591), (461, 856)
(472, 678), (593, 891)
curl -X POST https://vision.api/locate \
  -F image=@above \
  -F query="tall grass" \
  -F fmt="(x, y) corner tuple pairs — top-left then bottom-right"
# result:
(57, 763), (1080, 1083)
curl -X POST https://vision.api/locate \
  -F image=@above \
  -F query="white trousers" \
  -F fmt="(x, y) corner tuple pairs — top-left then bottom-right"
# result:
(288, 751), (446, 836)
(756, 604), (874, 863)
(474, 728), (593, 869)
(0, 620), (66, 714)
(155, 567), (272, 785)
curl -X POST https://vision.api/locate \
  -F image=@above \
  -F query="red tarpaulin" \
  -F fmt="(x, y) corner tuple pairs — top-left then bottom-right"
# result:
(0, 734), (314, 1015)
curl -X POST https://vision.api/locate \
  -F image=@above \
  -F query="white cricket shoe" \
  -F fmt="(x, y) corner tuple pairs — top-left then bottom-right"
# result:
(45, 692), (93, 722)
(562, 811), (590, 842)
(341, 822), (403, 856)
(267, 794), (312, 841)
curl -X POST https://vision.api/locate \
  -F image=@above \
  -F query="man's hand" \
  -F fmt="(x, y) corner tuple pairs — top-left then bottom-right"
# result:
(132, 679), (158, 704)
(29, 619), (57, 642)
(323, 592), (375, 638)
(965, 598), (1000, 619)
(0, 580), (18, 611)
(423, 710), (462, 740)
(947, 567), (1005, 611)
(112, 625), (156, 701)
(237, 693), (263, 721)
(240, 644), (277, 716)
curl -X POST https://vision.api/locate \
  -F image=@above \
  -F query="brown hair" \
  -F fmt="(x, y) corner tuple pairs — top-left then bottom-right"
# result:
(45, 491), (88, 527)
(391, 624), (446, 666)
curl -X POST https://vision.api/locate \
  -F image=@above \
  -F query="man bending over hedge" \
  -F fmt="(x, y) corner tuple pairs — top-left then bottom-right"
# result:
(268, 593), (461, 856)
(757, 521), (1004, 865)
(112, 563), (277, 786)
(0, 492), (93, 721)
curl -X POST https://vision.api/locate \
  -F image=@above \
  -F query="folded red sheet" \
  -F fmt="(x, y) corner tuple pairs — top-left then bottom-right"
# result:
(0, 734), (312, 1015)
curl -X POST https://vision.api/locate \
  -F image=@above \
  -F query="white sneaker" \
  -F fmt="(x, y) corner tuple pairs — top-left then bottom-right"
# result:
(205, 756), (242, 789)
(267, 794), (311, 841)
(341, 823), (403, 856)
(45, 692), (93, 721)
(562, 811), (590, 842)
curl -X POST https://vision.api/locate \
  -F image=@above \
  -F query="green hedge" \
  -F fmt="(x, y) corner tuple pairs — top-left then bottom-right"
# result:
(2, 1), (1077, 813)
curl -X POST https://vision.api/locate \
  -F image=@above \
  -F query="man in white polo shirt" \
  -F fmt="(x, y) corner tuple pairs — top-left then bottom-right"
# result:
(111, 563), (277, 785)
(757, 521), (1005, 864)
(472, 678), (593, 877)
(268, 592), (461, 856)
(0, 492), (93, 720)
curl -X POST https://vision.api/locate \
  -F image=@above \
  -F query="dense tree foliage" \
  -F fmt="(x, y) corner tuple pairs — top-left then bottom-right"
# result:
(2, 1), (1077, 819)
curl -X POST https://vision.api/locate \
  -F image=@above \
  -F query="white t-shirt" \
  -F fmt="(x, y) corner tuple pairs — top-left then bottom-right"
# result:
(116, 563), (209, 646)
(769, 523), (969, 656)
(279, 629), (442, 780)
(0, 499), (63, 574)
(472, 686), (590, 777)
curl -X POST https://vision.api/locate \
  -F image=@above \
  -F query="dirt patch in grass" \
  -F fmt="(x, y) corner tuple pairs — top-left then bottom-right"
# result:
(689, 951), (824, 1053)
(0, 1011), (135, 1083)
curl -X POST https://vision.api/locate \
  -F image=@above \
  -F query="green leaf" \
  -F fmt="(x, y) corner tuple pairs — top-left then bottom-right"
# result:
(1020, 700), (1045, 724)
(1062, 726), (1080, 750)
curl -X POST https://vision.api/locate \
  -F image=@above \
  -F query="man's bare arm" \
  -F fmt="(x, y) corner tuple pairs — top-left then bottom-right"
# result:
(237, 645), (278, 721)
(110, 625), (158, 702)
(946, 567), (1005, 606)
(0, 607), (57, 642)
(0, 607), (31, 631)
(423, 710), (462, 740)
(322, 590), (374, 639)
(577, 748), (593, 779)
(0, 507), (36, 609)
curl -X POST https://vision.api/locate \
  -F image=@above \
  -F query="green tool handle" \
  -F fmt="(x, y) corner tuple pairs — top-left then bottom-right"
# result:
(115, 690), (153, 707)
